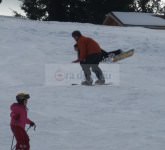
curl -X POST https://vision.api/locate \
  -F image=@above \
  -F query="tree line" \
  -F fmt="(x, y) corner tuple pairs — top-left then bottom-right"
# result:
(16, 0), (165, 24)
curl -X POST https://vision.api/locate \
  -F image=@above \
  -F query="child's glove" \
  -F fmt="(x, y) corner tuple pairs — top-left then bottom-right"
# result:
(30, 121), (36, 130)
(30, 121), (35, 126)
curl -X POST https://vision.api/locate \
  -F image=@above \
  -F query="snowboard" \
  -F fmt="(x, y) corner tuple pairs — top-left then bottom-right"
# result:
(111, 49), (134, 62)
(101, 49), (122, 62)
(71, 83), (112, 86)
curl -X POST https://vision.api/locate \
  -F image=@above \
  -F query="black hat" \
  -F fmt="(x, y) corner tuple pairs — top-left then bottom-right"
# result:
(16, 93), (30, 104)
(72, 30), (82, 37)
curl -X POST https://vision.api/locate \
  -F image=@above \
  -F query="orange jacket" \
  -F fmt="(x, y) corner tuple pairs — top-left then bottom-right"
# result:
(77, 36), (101, 61)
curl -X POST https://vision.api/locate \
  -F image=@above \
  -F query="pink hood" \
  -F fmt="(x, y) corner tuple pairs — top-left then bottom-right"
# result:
(10, 103), (32, 129)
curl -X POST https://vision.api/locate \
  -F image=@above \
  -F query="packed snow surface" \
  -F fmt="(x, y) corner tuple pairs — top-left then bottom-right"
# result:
(0, 16), (165, 150)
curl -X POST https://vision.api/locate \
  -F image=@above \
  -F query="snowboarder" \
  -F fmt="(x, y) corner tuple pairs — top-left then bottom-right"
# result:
(72, 30), (105, 85)
(10, 93), (36, 150)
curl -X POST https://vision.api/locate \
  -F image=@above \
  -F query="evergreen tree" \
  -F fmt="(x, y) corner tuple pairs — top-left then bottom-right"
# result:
(65, 0), (88, 22)
(133, 0), (162, 13)
(20, 0), (47, 20)
(46, 0), (66, 21)
(150, 0), (162, 13)
(0, 0), (2, 3)
(19, 0), (135, 23)
(162, 4), (165, 15)
(86, 0), (135, 24)
(19, 0), (88, 21)
(137, 0), (150, 12)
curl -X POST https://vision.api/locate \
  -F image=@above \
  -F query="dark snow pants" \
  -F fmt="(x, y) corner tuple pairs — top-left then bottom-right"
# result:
(80, 53), (104, 81)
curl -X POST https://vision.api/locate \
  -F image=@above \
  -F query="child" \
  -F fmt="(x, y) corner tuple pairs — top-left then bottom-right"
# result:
(10, 93), (36, 150)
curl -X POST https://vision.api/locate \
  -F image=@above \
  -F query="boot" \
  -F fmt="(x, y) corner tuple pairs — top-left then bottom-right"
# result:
(81, 79), (93, 86)
(95, 79), (105, 85)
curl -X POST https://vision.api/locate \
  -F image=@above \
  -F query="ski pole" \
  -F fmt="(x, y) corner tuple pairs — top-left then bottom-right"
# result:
(26, 126), (31, 132)
(11, 126), (34, 150)
(27, 124), (36, 131)
(11, 135), (15, 150)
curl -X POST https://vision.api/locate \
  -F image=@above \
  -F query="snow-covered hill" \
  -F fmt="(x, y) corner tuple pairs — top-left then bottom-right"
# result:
(0, 16), (165, 150)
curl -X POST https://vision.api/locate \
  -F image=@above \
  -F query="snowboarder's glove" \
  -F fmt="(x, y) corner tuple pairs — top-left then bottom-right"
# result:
(72, 59), (80, 63)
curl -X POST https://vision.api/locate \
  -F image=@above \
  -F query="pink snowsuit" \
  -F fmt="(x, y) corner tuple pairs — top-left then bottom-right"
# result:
(10, 103), (33, 150)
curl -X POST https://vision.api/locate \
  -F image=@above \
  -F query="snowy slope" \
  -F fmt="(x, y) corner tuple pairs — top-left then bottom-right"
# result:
(0, 16), (165, 150)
